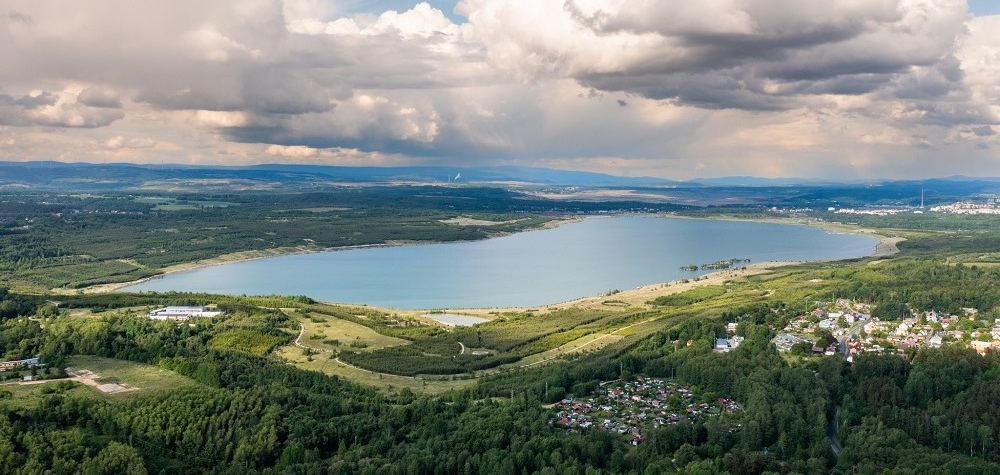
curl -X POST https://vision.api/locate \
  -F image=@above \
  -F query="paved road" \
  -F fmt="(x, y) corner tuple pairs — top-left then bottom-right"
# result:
(815, 371), (843, 457)
(838, 321), (864, 354)
(827, 405), (843, 456)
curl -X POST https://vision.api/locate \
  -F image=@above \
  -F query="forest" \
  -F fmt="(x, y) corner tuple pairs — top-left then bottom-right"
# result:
(4, 180), (1000, 473)
(3, 253), (1000, 473)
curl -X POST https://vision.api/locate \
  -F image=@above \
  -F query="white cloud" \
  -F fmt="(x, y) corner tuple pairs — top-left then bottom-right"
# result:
(266, 144), (318, 158)
(194, 110), (251, 128)
(183, 25), (261, 62)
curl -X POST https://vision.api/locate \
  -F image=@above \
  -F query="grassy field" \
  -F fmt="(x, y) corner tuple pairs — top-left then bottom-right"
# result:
(273, 345), (475, 393)
(65, 355), (199, 395)
(0, 380), (96, 410)
(0, 356), (199, 409)
(299, 312), (409, 352)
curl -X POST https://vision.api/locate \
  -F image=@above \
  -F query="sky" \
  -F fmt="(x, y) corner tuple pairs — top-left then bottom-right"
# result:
(1, 1), (999, 180)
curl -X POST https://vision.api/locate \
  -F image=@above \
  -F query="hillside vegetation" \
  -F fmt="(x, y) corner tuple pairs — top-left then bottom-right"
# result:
(5, 182), (1000, 473)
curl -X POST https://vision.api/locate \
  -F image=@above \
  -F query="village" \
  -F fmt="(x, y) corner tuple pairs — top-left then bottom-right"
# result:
(551, 377), (742, 444)
(771, 298), (998, 357)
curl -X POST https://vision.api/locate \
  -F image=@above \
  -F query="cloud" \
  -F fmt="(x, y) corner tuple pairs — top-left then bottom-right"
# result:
(462, 0), (971, 112)
(77, 86), (122, 108)
(11, 91), (57, 109)
(4, 10), (32, 24)
(0, 89), (123, 127)
(0, 0), (997, 179)
(266, 144), (319, 158)
(106, 135), (157, 149)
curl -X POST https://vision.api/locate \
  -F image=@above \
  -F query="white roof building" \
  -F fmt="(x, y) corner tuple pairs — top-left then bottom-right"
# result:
(148, 306), (222, 321)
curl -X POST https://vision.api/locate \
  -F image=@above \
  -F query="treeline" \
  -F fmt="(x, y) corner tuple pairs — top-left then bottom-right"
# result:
(340, 347), (520, 376)
(828, 259), (1000, 316)
(0, 293), (294, 369)
(833, 347), (1000, 473)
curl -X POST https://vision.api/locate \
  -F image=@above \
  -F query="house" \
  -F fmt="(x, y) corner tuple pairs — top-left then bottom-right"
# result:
(972, 340), (992, 355)
(0, 356), (40, 371)
(928, 334), (944, 348)
(715, 338), (731, 352)
(729, 336), (744, 349)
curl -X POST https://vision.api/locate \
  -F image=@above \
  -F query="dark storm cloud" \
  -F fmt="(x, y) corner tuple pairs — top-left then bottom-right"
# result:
(2, 0), (996, 178)
(77, 87), (123, 109)
(524, 0), (970, 112)
(972, 126), (996, 136)
(580, 71), (794, 111)
(13, 92), (57, 109)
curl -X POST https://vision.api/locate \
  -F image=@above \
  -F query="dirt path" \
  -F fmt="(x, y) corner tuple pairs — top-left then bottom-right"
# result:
(66, 369), (138, 394)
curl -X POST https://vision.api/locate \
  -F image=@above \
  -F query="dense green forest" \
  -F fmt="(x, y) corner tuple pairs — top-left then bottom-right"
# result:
(5, 253), (1000, 473)
(6, 181), (1000, 473)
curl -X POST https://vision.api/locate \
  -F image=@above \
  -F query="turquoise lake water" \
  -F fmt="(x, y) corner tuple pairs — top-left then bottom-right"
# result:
(124, 215), (878, 309)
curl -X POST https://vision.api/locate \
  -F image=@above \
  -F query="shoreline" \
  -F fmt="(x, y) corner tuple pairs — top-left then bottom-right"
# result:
(81, 215), (583, 294)
(84, 213), (899, 312)
(448, 259), (802, 317)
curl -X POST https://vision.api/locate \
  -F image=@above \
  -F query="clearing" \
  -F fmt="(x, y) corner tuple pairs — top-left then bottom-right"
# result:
(298, 312), (408, 352)
(64, 355), (198, 395)
(273, 345), (475, 393)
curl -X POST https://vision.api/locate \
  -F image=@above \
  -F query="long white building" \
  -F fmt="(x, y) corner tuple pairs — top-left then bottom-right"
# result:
(148, 306), (222, 321)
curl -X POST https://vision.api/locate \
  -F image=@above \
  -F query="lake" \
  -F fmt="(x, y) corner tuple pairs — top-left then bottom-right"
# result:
(124, 215), (878, 309)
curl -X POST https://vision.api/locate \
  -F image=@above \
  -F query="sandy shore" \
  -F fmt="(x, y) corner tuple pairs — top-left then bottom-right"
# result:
(873, 236), (905, 257)
(449, 260), (798, 317)
(446, 232), (902, 316)
(79, 245), (326, 294)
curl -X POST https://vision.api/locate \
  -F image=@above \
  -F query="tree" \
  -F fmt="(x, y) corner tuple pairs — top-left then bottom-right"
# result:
(873, 302), (910, 321)
(78, 442), (146, 475)
(979, 425), (993, 457)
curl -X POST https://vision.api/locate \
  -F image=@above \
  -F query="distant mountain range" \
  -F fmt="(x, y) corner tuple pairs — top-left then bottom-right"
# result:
(3, 161), (1000, 195)
(0, 161), (676, 189)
